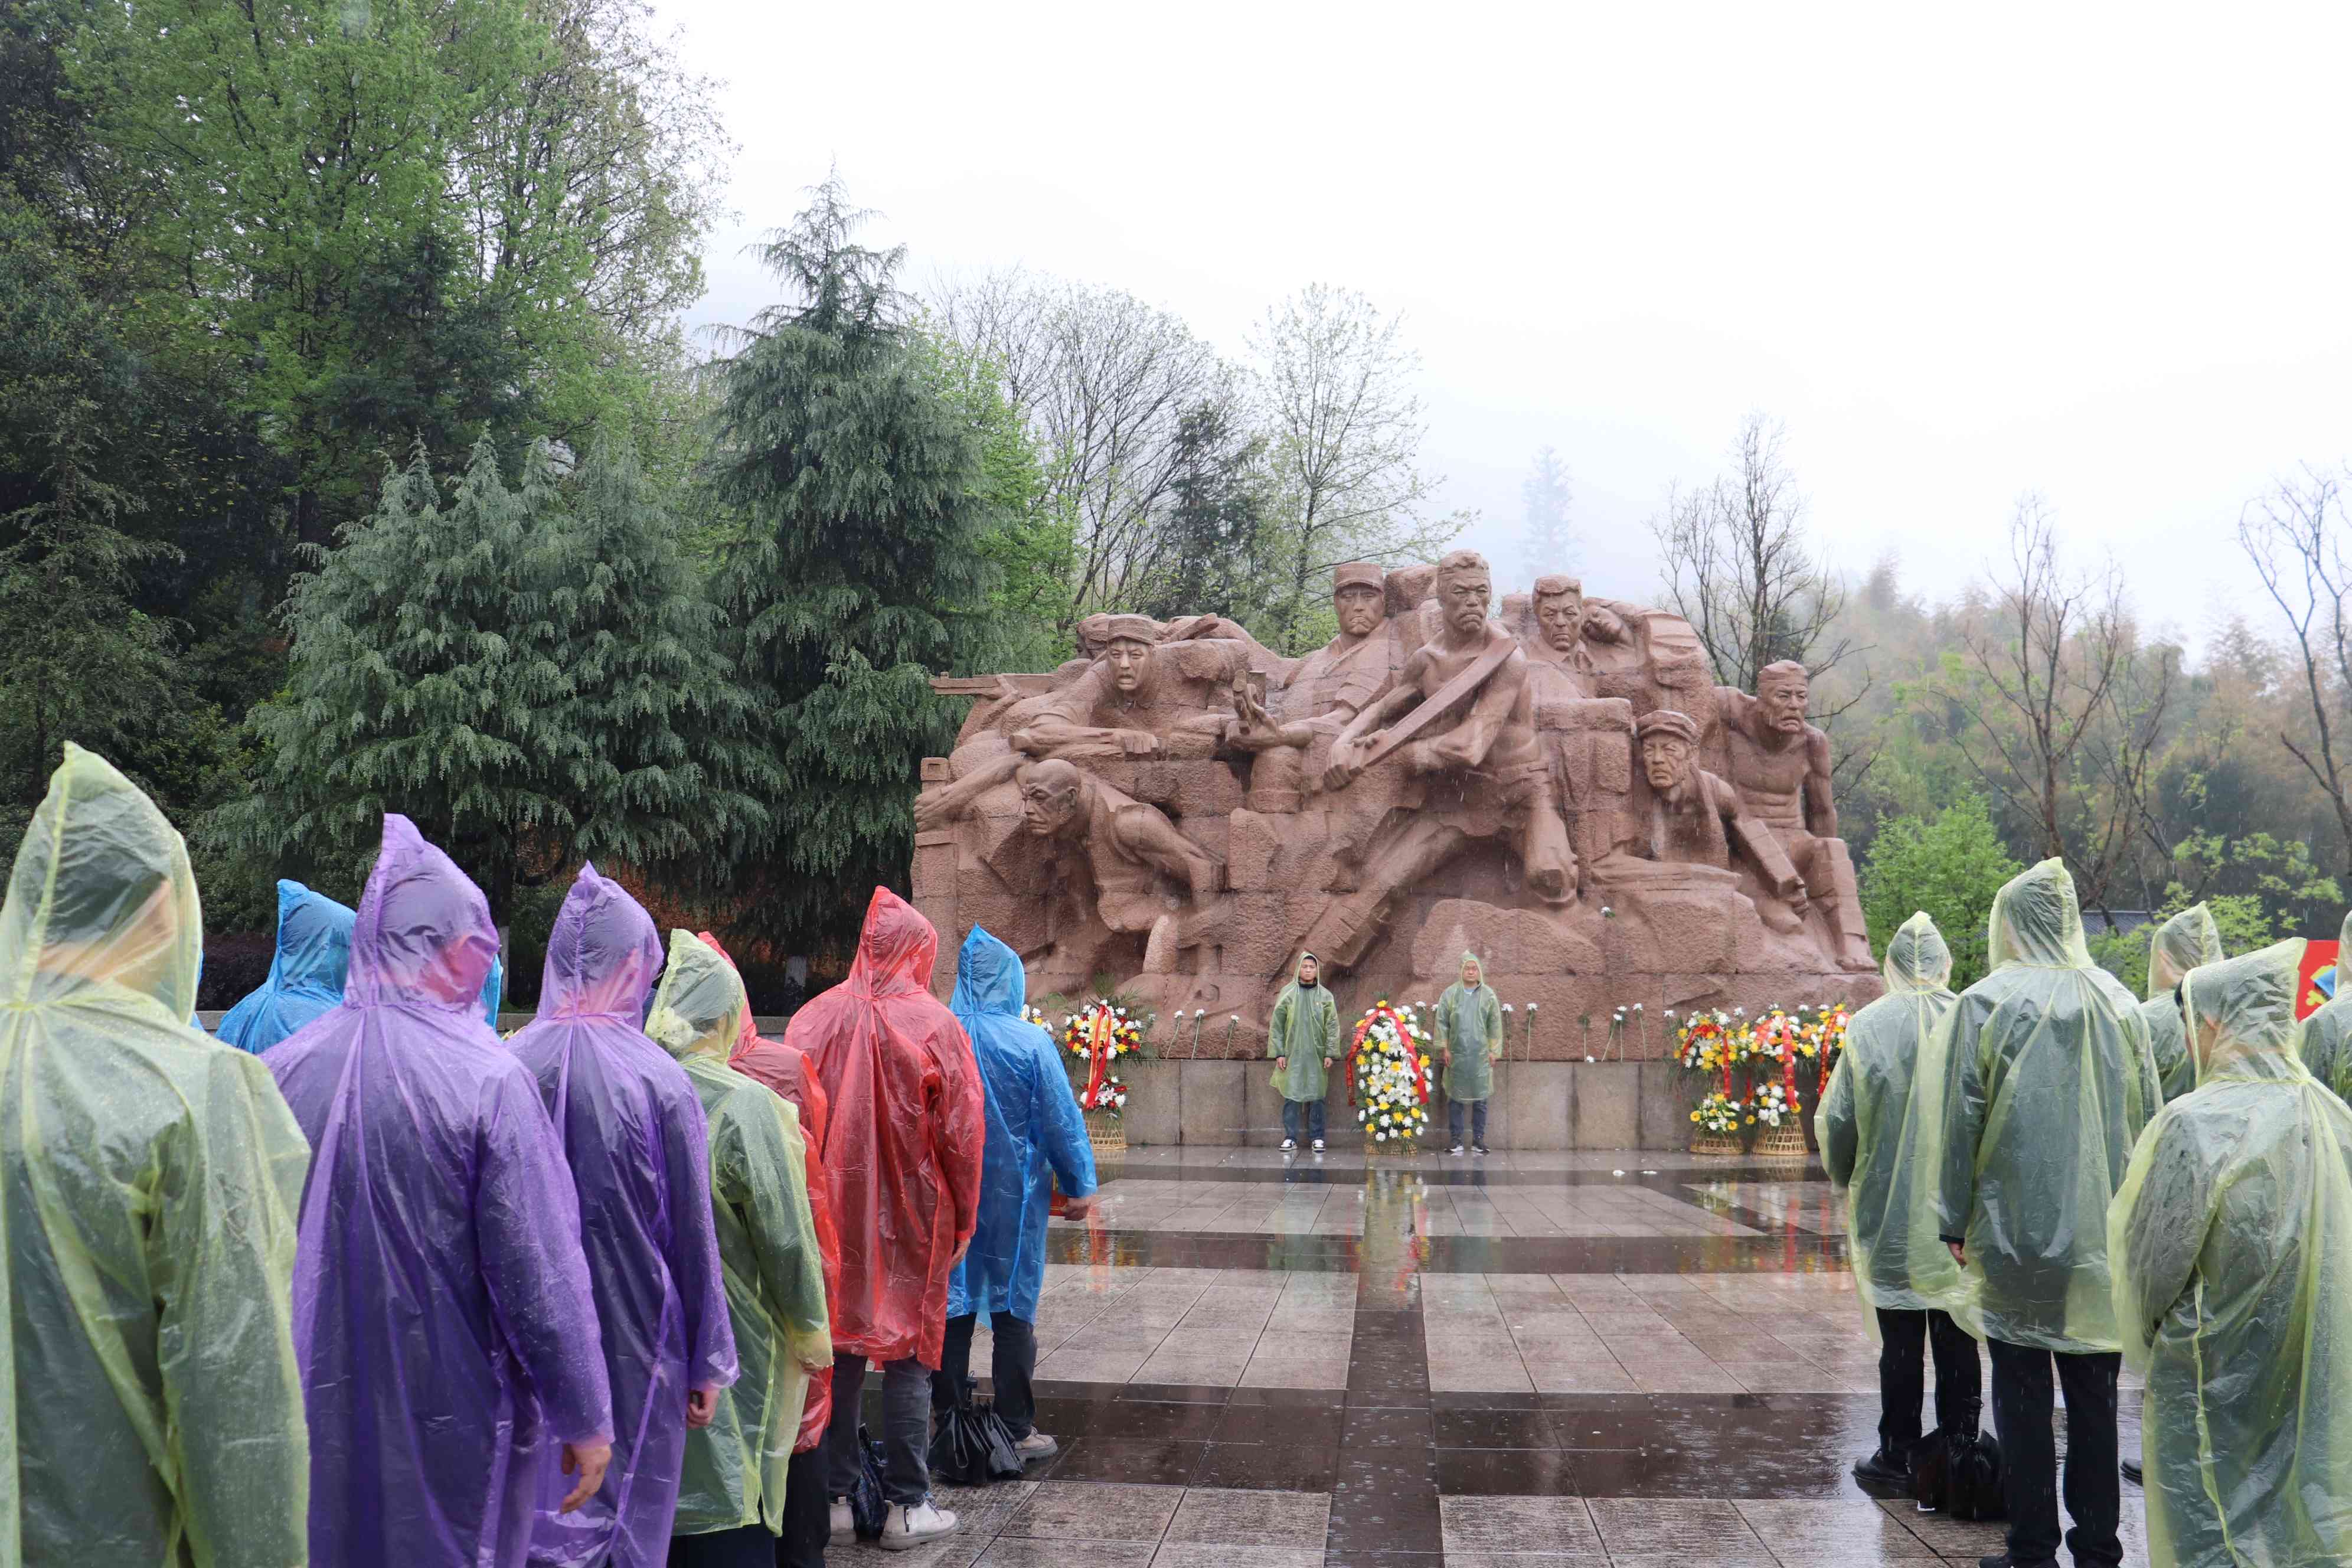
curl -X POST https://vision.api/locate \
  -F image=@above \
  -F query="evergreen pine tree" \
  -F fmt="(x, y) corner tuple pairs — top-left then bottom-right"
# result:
(1521, 444), (1574, 586)
(226, 434), (766, 916)
(707, 175), (1003, 946)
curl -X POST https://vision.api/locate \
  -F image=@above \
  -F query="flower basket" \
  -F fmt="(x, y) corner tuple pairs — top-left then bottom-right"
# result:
(1061, 1001), (1139, 1136)
(1348, 999), (1434, 1154)
(1690, 1089), (1746, 1155)
(1084, 1108), (1127, 1154)
(1754, 1123), (1808, 1159)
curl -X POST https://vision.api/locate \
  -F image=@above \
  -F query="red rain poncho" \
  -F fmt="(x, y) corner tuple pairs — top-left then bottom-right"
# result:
(266, 816), (612, 1568)
(701, 929), (841, 1450)
(510, 868), (737, 1567)
(783, 889), (984, 1368)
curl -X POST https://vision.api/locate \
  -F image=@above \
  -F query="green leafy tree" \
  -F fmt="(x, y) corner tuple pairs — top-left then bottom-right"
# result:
(705, 176), (1004, 947)
(223, 434), (769, 917)
(1858, 793), (2024, 988)
(1133, 402), (1272, 629)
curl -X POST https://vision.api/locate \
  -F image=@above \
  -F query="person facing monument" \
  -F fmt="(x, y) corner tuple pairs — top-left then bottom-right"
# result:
(2138, 903), (2223, 1103)
(216, 878), (355, 1054)
(1713, 659), (1873, 968)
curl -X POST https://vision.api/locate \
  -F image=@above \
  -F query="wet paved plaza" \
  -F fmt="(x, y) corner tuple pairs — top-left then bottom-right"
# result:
(836, 1147), (2152, 1567)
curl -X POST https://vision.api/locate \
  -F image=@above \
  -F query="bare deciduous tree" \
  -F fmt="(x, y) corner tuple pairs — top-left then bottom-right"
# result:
(1249, 285), (1465, 654)
(930, 268), (1241, 626)
(1651, 414), (1854, 694)
(1943, 499), (2173, 909)
(2239, 465), (2352, 874)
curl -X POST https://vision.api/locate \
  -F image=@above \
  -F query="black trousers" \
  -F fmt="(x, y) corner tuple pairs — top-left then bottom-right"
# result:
(667, 1523), (772, 1568)
(1875, 1307), (1982, 1452)
(776, 1446), (828, 1568)
(824, 1353), (932, 1507)
(1988, 1338), (2122, 1568)
(933, 1312), (1039, 1439)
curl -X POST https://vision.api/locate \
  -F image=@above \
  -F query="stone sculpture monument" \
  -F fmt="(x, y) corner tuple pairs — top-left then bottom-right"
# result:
(912, 553), (1879, 1054)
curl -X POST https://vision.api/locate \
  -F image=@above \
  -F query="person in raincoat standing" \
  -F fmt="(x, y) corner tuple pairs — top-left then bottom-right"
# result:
(508, 867), (739, 1568)
(2139, 904), (2223, 1103)
(645, 930), (831, 1568)
(1268, 951), (1340, 1151)
(785, 888), (984, 1553)
(937, 927), (1100, 1462)
(1435, 950), (1504, 1155)
(1818, 912), (1981, 1488)
(217, 878), (354, 1053)
(0, 744), (312, 1564)
(1921, 859), (2158, 1568)
(2110, 939), (2352, 1566)
(701, 929), (843, 1568)
(2296, 909), (2352, 1100)
(266, 815), (615, 1568)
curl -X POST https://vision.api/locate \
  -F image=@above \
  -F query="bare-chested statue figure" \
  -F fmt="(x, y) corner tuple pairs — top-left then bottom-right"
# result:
(1307, 550), (1578, 966)
(1713, 661), (1873, 968)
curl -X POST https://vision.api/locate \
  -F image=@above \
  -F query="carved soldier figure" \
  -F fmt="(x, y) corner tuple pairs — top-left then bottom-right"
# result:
(1309, 550), (1578, 966)
(1714, 661), (1873, 968)
(1631, 710), (1806, 931)
(1236, 562), (1408, 813)
(1013, 615), (1252, 762)
(1007, 759), (1226, 971)
(1523, 576), (1631, 693)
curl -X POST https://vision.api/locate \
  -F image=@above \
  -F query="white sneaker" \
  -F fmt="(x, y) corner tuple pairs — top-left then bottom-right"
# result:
(1280, 1138), (1296, 1151)
(1448, 1143), (1466, 1156)
(828, 1497), (854, 1546)
(879, 1498), (961, 1550)
(1312, 1139), (1326, 1152)
(1015, 1429), (1059, 1462)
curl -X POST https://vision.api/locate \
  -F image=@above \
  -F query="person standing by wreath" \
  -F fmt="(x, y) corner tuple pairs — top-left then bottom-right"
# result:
(1436, 952), (1504, 1155)
(1270, 952), (1341, 1152)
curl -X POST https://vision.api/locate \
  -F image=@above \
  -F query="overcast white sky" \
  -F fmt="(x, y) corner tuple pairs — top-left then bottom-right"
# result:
(659, 1), (2352, 660)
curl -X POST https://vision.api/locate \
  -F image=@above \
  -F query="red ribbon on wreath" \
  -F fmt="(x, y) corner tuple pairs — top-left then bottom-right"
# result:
(1080, 1008), (1116, 1110)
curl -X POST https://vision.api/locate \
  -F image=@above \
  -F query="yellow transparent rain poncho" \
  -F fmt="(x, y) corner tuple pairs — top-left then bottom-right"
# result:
(646, 930), (830, 1537)
(1912, 858), (2158, 1351)
(0, 744), (311, 1565)
(2109, 940), (2352, 1565)
(2295, 909), (2352, 1101)
(1819, 912), (1960, 1315)
(2139, 904), (2222, 1104)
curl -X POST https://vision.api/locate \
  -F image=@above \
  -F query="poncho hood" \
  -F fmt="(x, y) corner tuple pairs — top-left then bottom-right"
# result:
(1884, 912), (1953, 995)
(6, 743), (202, 1020)
(848, 887), (936, 997)
(2187, 939), (2309, 1086)
(347, 814), (501, 1011)
(646, 929), (747, 1061)
(2148, 903), (2224, 999)
(952, 926), (1025, 1017)
(272, 878), (355, 995)
(537, 863), (662, 1022)
(1987, 858), (2092, 971)
(1456, 950), (1484, 987)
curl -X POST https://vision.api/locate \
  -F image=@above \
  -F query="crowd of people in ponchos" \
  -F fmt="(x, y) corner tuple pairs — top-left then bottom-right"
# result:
(2, 745), (1097, 1567)
(1819, 865), (2352, 1568)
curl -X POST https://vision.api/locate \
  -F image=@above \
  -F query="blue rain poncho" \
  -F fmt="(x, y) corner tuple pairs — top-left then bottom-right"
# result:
(217, 878), (355, 1053)
(2139, 904), (2222, 1104)
(2110, 939), (2352, 1566)
(1820, 911), (1959, 1315)
(2296, 909), (2352, 1100)
(947, 928), (1097, 1325)
(266, 816), (613, 1568)
(1917, 858), (2159, 1352)
(0, 745), (312, 1566)
(645, 930), (830, 1536)
(508, 867), (738, 1568)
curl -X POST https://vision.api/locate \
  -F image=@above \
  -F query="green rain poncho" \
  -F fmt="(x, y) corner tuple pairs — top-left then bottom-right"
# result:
(1917, 858), (2159, 1352)
(0, 744), (312, 1565)
(646, 930), (830, 1537)
(2139, 904), (2222, 1104)
(1267, 952), (1341, 1102)
(1435, 952), (1504, 1102)
(1820, 912), (1959, 1315)
(2109, 939), (2352, 1566)
(2296, 909), (2352, 1101)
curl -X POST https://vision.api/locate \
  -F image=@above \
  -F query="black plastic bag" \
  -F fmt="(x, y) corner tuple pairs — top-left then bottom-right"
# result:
(851, 1427), (889, 1539)
(1913, 1425), (2005, 1521)
(928, 1376), (1023, 1485)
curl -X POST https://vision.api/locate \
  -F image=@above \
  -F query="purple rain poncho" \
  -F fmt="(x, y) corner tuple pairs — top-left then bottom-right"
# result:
(266, 816), (613, 1568)
(508, 865), (737, 1568)
(217, 878), (355, 1054)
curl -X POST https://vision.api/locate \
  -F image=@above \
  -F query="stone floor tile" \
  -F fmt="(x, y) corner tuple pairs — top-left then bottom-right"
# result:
(1733, 1499), (1936, 1560)
(1867, 1499), (2002, 1558)
(977, 1541), (1157, 1568)
(1163, 1486), (1331, 1547)
(1149, 1546), (1324, 1568)
(1003, 1479), (1186, 1540)
(1587, 1497), (1770, 1556)
(1437, 1493), (1603, 1551)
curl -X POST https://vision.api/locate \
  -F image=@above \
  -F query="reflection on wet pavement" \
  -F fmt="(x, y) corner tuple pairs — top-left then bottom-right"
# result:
(831, 1149), (2150, 1566)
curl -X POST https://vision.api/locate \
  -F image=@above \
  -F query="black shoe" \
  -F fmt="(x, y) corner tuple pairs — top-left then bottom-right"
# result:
(1852, 1448), (1910, 1487)
(2122, 1458), (2143, 1486)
